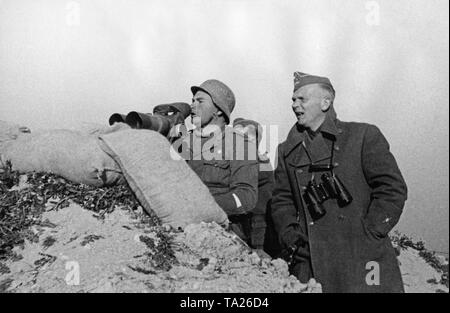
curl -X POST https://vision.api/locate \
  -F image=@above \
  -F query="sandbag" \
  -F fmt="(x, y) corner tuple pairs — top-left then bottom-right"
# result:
(0, 129), (124, 187)
(70, 122), (131, 136)
(98, 129), (229, 229)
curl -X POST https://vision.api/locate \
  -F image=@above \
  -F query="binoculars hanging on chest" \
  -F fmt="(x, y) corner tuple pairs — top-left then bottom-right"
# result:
(108, 102), (191, 139)
(302, 164), (353, 220)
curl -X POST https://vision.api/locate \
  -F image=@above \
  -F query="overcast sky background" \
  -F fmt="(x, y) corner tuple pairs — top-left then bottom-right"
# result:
(0, 0), (448, 253)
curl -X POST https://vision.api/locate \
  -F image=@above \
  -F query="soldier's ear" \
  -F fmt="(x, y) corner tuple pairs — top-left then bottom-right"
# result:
(321, 98), (331, 112)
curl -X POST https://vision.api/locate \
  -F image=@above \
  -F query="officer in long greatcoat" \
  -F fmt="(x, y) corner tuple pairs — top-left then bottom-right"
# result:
(271, 72), (408, 293)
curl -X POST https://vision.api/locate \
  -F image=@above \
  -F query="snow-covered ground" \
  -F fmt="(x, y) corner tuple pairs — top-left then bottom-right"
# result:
(1, 202), (447, 293)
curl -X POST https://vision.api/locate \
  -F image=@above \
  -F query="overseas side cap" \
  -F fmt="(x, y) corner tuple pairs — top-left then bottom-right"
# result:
(293, 71), (335, 93)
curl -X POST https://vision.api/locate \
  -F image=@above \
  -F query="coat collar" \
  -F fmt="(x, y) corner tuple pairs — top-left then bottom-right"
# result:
(319, 108), (339, 138)
(283, 108), (340, 164)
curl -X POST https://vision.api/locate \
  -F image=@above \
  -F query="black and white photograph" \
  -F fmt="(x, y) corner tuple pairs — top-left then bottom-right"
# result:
(0, 0), (448, 298)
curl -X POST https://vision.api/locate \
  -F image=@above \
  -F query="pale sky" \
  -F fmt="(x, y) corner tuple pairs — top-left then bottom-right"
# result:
(0, 0), (448, 253)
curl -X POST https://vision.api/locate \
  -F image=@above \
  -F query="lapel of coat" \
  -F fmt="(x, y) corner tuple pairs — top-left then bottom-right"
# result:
(309, 110), (339, 163)
(283, 112), (339, 167)
(308, 134), (332, 164)
(283, 124), (311, 167)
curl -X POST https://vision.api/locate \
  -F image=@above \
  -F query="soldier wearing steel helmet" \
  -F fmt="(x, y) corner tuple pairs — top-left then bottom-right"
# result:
(176, 79), (259, 244)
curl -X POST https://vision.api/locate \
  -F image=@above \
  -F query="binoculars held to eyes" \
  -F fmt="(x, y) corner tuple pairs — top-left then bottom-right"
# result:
(109, 102), (191, 139)
(303, 169), (353, 220)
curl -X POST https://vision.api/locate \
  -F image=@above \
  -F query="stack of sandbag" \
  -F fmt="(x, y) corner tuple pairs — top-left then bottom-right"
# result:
(0, 128), (124, 187)
(98, 129), (229, 229)
(1, 121), (228, 229)
(69, 121), (131, 136)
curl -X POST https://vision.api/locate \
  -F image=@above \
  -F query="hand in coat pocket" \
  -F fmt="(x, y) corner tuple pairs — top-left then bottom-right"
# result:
(361, 216), (391, 242)
(362, 203), (402, 241)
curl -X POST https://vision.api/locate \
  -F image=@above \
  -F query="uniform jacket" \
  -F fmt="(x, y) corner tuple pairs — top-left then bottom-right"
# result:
(271, 110), (408, 293)
(178, 126), (259, 239)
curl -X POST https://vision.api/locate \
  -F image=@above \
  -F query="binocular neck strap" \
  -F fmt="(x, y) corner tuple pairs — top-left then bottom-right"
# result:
(302, 139), (336, 181)
(328, 141), (337, 179)
(330, 140), (335, 170)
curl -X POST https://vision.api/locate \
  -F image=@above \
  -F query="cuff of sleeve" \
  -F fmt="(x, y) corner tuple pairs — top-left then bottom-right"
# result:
(364, 201), (403, 239)
(214, 193), (246, 216)
(232, 193), (242, 209)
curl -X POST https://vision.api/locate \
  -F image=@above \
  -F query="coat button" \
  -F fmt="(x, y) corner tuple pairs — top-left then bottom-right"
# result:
(334, 162), (339, 168)
(334, 146), (340, 151)
(309, 221), (314, 226)
(337, 128), (343, 134)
